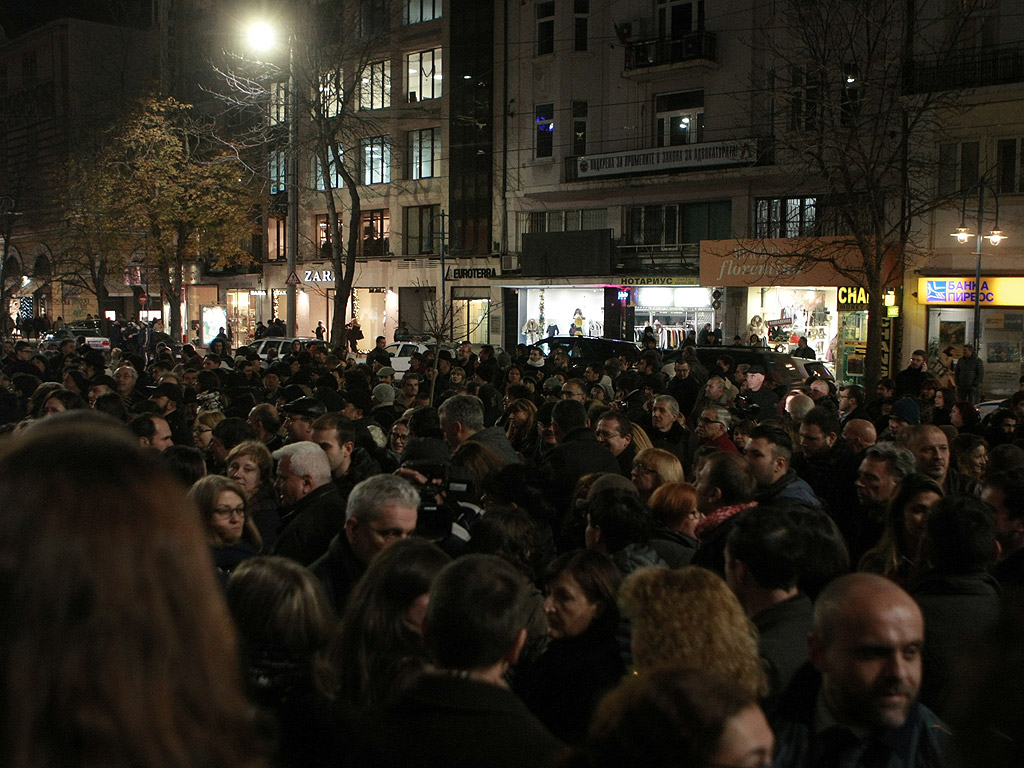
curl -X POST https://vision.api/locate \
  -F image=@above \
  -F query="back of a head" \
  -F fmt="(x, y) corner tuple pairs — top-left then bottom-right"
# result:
(552, 397), (588, 433)
(787, 393), (815, 422)
(703, 452), (756, 506)
(588, 487), (652, 552)
(574, 668), (757, 768)
(463, 507), (540, 581)
(346, 474), (419, 524)
(727, 504), (809, 591)
(619, 567), (766, 697)
(425, 554), (531, 671)
(0, 419), (258, 768)
(226, 555), (336, 662)
(926, 495), (997, 574)
(438, 394), (485, 432)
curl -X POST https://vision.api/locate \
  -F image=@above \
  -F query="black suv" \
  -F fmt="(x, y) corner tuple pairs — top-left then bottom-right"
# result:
(534, 336), (641, 370)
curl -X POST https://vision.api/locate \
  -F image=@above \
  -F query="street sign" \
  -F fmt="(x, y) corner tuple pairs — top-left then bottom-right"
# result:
(285, 270), (301, 285)
(138, 293), (149, 306)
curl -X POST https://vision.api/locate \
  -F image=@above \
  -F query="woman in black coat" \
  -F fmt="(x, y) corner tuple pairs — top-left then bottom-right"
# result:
(514, 550), (625, 744)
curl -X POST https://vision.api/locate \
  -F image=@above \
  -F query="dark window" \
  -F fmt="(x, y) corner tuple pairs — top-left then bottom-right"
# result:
(574, 0), (589, 52)
(537, 2), (555, 56)
(755, 197), (817, 238)
(572, 100), (587, 156)
(405, 204), (440, 254)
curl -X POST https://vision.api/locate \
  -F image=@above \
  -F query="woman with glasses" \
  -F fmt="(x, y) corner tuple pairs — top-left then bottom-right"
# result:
(386, 417), (411, 464)
(631, 447), (685, 503)
(188, 474), (262, 579)
(225, 440), (281, 551)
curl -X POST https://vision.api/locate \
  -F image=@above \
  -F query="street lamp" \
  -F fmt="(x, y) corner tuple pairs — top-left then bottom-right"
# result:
(950, 177), (1006, 350)
(248, 20), (298, 338)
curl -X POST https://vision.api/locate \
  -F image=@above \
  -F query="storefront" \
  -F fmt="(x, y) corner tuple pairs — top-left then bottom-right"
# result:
(631, 283), (714, 349)
(517, 287), (605, 344)
(917, 276), (1024, 399)
(700, 238), (898, 382)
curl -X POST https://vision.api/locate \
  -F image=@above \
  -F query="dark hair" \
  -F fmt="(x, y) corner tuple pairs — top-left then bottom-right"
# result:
(407, 405), (441, 437)
(227, 556), (338, 700)
(801, 405), (840, 438)
(701, 452), (756, 506)
(93, 391), (129, 421)
(926, 495), (997, 574)
(878, 377), (896, 392)
(311, 412), (356, 446)
(425, 554), (532, 670)
(248, 403), (281, 435)
(127, 412), (161, 441)
(952, 433), (989, 477)
(464, 507), (540, 582)
(983, 470), (1024, 521)
(545, 550), (621, 636)
(988, 443), (1024, 475)
(842, 384), (865, 407)
(588, 487), (651, 552)
(747, 422), (793, 462)
(953, 401), (980, 427)
(552, 398), (587, 433)
(212, 417), (257, 452)
(564, 669), (758, 768)
(0, 419), (261, 768)
(335, 539), (450, 709)
(161, 445), (207, 487)
(450, 440), (505, 504)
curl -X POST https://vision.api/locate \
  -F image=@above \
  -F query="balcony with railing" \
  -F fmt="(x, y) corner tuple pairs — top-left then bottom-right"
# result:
(615, 241), (701, 274)
(905, 41), (1024, 93)
(624, 31), (716, 72)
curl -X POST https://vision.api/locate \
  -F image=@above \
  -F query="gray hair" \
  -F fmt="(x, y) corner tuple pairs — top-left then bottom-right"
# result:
(864, 442), (916, 481)
(703, 404), (732, 429)
(273, 441), (331, 487)
(346, 474), (419, 523)
(653, 394), (680, 417)
(438, 394), (485, 432)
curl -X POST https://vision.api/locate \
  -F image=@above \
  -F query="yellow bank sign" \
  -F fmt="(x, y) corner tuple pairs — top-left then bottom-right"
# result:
(918, 277), (1024, 306)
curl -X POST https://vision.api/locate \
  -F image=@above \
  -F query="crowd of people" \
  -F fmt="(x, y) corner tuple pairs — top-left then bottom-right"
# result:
(1, 330), (1022, 768)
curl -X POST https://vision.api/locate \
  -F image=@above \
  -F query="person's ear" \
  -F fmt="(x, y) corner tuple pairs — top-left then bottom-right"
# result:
(505, 627), (528, 666)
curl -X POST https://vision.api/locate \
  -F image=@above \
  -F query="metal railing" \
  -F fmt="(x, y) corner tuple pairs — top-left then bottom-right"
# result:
(624, 31), (716, 71)
(905, 41), (1024, 93)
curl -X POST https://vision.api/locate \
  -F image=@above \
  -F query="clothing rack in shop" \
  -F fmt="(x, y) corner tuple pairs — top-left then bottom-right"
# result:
(635, 325), (688, 349)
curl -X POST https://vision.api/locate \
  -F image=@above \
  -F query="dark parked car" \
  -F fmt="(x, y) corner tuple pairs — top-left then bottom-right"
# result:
(680, 346), (834, 387)
(534, 336), (641, 370)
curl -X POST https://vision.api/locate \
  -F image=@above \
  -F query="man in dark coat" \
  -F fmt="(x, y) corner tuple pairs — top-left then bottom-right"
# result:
(771, 574), (950, 768)
(595, 412), (636, 477)
(981, 470), (1024, 588)
(310, 474), (418, 613)
(357, 555), (563, 768)
(910, 495), (1000, 718)
(666, 359), (701, 418)
(271, 442), (348, 566)
(894, 349), (930, 399)
(540, 399), (620, 514)
(647, 394), (690, 471)
(726, 505), (818, 708)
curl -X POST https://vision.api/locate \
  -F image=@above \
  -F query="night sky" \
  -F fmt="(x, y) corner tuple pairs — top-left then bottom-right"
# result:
(1, 0), (152, 39)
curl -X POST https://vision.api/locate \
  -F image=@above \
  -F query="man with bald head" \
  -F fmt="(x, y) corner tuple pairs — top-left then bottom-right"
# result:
(772, 573), (949, 768)
(842, 419), (876, 456)
(905, 424), (974, 495)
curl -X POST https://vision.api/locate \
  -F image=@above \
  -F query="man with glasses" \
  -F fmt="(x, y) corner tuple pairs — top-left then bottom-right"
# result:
(280, 396), (327, 444)
(560, 378), (587, 403)
(696, 405), (738, 453)
(596, 412), (636, 477)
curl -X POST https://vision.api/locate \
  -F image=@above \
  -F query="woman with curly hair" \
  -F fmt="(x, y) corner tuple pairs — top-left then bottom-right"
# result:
(556, 668), (773, 768)
(334, 538), (450, 711)
(619, 566), (767, 698)
(630, 447), (685, 503)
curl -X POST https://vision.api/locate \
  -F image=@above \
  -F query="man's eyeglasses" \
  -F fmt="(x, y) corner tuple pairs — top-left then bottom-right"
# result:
(561, 390), (584, 399)
(699, 416), (723, 425)
(596, 429), (623, 440)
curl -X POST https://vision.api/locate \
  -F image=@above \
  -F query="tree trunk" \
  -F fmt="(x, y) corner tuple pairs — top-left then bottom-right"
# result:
(863, 273), (885, 392)
(330, 166), (361, 351)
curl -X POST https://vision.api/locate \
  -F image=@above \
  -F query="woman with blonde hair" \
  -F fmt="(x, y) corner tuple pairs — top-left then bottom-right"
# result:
(631, 424), (654, 453)
(630, 447), (685, 503)
(188, 474), (262, 577)
(619, 566), (767, 698)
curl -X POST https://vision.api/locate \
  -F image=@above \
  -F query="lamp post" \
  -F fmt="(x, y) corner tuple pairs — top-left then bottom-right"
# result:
(433, 209), (450, 341)
(950, 177), (1005, 351)
(248, 21), (297, 338)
